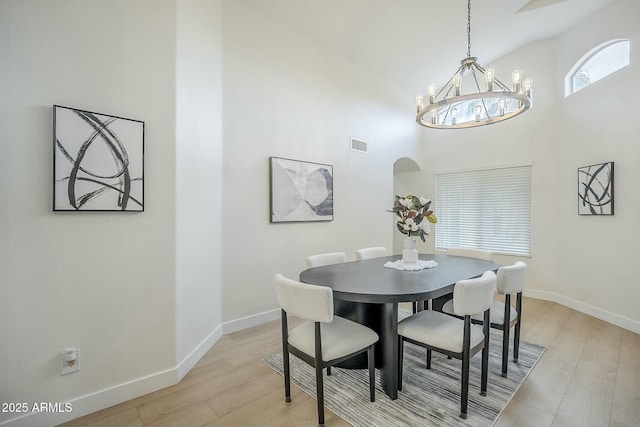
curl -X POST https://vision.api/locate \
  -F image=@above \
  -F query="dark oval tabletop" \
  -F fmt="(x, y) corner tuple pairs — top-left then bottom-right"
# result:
(299, 253), (501, 304)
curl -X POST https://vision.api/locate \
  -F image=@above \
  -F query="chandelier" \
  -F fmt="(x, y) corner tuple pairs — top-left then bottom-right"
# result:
(416, 0), (533, 129)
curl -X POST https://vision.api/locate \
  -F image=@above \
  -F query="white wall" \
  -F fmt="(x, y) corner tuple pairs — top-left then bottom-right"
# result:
(551, 0), (640, 329)
(0, 1), (181, 425)
(419, 0), (640, 332)
(175, 0), (224, 378)
(220, 1), (422, 322)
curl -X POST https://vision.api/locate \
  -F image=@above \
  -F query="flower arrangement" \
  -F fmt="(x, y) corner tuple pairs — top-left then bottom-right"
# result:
(391, 195), (437, 242)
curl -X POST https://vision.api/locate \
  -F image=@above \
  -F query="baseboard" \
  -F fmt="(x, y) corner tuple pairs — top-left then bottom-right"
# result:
(177, 324), (224, 381)
(221, 308), (280, 335)
(0, 325), (225, 427)
(1, 311), (278, 427)
(524, 289), (640, 334)
(0, 367), (178, 427)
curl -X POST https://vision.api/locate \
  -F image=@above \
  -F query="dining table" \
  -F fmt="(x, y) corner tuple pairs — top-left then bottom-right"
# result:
(299, 253), (501, 400)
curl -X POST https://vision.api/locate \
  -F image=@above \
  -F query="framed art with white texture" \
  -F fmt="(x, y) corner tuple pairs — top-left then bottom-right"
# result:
(270, 157), (333, 222)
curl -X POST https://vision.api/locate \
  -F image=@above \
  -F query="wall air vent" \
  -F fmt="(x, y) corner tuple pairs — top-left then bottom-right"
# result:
(350, 137), (367, 153)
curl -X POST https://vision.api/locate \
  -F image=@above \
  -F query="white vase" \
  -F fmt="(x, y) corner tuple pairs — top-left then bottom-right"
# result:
(402, 237), (419, 264)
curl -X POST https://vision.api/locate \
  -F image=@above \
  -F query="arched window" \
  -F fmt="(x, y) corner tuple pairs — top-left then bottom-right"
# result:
(565, 39), (630, 97)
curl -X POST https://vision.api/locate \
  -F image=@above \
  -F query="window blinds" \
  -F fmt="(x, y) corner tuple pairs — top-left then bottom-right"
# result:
(435, 164), (532, 256)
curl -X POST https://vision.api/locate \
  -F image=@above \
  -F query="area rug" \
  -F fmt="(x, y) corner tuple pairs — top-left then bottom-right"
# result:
(262, 329), (545, 427)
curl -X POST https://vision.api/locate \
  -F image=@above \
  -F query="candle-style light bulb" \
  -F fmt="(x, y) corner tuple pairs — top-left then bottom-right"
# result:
(453, 74), (462, 96)
(486, 68), (495, 92)
(523, 77), (533, 108)
(499, 99), (506, 116)
(416, 94), (424, 113)
(475, 104), (482, 122)
(428, 83), (436, 104)
(512, 69), (522, 92)
(451, 108), (458, 125)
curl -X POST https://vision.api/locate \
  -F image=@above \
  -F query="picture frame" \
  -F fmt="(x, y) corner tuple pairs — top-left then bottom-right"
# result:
(53, 105), (144, 212)
(578, 161), (614, 215)
(270, 156), (334, 223)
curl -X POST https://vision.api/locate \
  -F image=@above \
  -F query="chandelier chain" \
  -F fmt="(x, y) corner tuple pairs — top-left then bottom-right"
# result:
(467, 0), (471, 58)
(415, 0), (532, 129)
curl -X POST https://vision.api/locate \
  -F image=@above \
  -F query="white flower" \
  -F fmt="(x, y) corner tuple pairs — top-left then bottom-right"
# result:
(400, 198), (413, 208)
(404, 218), (418, 231)
(392, 194), (437, 241)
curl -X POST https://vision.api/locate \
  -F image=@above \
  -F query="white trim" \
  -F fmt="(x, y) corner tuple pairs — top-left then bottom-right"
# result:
(177, 324), (223, 381)
(0, 325), (225, 427)
(0, 309), (282, 426)
(0, 367), (178, 427)
(222, 308), (281, 335)
(524, 289), (640, 334)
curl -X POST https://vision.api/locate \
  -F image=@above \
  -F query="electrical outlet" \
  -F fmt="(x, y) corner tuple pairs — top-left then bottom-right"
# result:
(61, 348), (79, 375)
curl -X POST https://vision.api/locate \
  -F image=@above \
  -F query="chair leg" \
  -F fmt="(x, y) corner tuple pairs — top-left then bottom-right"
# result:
(480, 310), (490, 396)
(368, 345), (375, 402)
(460, 316), (471, 419)
(513, 292), (522, 363)
(502, 294), (511, 378)
(327, 366), (331, 376)
(316, 362), (325, 426)
(398, 338), (404, 391)
(281, 310), (291, 402)
(426, 349), (432, 369)
(313, 322), (325, 426)
(283, 349), (291, 402)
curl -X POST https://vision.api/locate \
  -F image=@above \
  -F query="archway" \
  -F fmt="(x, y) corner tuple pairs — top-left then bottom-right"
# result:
(392, 157), (423, 254)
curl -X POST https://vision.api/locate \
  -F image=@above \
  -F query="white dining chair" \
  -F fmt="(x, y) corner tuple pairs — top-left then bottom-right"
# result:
(305, 252), (347, 268)
(445, 247), (494, 261)
(398, 270), (496, 419)
(275, 274), (379, 426)
(355, 246), (388, 260)
(443, 261), (527, 377)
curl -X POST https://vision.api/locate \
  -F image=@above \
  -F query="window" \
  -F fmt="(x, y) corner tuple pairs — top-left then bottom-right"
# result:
(565, 39), (630, 96)
(435, 164), (531, 256)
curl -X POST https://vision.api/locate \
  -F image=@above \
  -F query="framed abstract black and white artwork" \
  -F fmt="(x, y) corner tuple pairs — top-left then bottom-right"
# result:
(578, 161), (614, 215)
(270, 156), (334, 222)
(53, 105), (144, 212)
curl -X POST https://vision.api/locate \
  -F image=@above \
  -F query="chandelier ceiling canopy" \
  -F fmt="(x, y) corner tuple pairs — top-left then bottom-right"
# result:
(416, 0), (533, 129)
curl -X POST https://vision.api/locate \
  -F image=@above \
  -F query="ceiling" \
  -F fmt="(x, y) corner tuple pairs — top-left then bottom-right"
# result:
(236, 0), (615, 93)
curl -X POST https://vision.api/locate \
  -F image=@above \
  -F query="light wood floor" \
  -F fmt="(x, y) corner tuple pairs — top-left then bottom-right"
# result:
(59, 298), (640, 427)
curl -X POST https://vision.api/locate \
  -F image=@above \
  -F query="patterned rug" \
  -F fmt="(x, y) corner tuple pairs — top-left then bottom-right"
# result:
(263, 329), (545, 427)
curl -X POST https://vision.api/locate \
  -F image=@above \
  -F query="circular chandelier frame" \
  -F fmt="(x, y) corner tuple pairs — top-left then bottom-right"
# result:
(415, 0), (533, 129)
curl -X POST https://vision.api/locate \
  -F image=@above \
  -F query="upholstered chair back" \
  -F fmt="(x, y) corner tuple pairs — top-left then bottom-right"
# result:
(274, 274), (333, 323)
(355, 247), (388, 260)
(305, 252), (347, 268)
(496, 261), (527, 295)
(452, 271), (497, 316)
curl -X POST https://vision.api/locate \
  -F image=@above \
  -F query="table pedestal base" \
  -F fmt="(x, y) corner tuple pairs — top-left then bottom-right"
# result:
(334, 300), (399, 399)
(334, 301), (384, 368)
